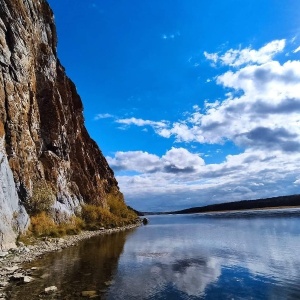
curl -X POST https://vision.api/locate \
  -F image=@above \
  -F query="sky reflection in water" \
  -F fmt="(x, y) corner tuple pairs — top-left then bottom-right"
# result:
(108, 209), (300, 299)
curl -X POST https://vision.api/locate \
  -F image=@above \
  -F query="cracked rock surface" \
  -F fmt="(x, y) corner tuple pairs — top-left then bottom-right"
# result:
(0, 0), (122, 250)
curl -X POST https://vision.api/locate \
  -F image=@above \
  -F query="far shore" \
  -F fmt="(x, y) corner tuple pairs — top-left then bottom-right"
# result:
(188, 205), (300, 214)
(142, 194), (300, 215)
(0, 222), (141, 298)
(143, 205), (300, 216)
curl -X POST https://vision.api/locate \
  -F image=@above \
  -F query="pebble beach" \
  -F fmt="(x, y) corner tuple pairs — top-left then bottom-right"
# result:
(0, 222), (141, 299)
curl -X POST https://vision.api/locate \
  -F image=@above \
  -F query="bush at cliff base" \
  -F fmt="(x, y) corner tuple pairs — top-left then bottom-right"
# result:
(81, 203), (138, 230)
(28, 212), (83, 237)
(27, 181), (55, 215)
(22, 183), (138, 238)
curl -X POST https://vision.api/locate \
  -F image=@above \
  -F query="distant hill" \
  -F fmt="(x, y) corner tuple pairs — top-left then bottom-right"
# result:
(141, 194), (300, 215)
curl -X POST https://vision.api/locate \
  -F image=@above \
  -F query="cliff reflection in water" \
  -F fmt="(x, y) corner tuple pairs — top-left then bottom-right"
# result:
(8, 230), (135, 299)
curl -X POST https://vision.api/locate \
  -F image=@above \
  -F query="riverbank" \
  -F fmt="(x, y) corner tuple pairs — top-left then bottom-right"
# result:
(0, 222), (141, 299)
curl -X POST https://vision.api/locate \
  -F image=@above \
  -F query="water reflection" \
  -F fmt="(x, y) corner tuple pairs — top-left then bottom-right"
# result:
(8, 230), (136, 299)
(7, 209), (300, 299)
(107, 210), (300, 299)
(108, 256), (221, 299)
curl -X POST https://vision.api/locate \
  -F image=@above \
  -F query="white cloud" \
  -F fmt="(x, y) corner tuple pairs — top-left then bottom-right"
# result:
(192, 104), (201, 111)
(107, 39), (300, 210)
(94, 113), (114, 120)
(116, 117), (168, 129)
(204, 39), (285, 67)
(161, 32), (180, 40)
(164, 122), (198, 142)
(107, 147), (204, 174)
(162, 147), (205, 172)
(291, 36), (297, 43)
(233, 186), (253, 193)
(293, 46), (300, 53)
(112, 48), (300, 151)
(217, 60), (300, 97)
(149, 59), (300, 149)
(107, 151), (161, 173)
(113, 148), (300, 211)
(203, 51), (218, 64)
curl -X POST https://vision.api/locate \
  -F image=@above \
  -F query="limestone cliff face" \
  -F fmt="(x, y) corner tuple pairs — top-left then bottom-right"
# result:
(0, 0), (120, 249)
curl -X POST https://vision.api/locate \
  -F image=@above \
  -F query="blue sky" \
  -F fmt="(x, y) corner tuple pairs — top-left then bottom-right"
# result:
(48, 0), (300, 211)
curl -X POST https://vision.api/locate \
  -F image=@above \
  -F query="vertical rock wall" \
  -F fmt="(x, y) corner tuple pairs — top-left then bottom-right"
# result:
(0, 0), (121, 249)
(0, 134), (29, 250)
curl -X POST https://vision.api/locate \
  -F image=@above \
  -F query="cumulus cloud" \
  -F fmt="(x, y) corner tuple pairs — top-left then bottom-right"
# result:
(105, 39), (300, 210)
(237, 127), (300, 152)
(204, 39), (285, 67)
(203, 52), (218, 64)
(143, 54), (300, 151)
(162, 147), (205, 173)
(112, 57), (300, 151)
(114, 149), (300, 211)
(107, 151), (160, 173)
(107, 147), (205, 174)
(106, 51), (300, 152)
(217, 60), (300, 96)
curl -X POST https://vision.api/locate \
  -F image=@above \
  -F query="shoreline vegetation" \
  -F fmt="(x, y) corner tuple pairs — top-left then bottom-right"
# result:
(24, 183), (139, 239)
(0, 222), (141, 298)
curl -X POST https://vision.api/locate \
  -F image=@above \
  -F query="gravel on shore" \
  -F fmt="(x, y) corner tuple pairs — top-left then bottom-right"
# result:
(0, 222), (141, 299)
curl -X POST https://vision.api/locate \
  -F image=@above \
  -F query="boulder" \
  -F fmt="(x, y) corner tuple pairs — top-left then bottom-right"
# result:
(44, 286), (58, 294)
(23, 276), (33, 283)
(81, 290), (98, 297)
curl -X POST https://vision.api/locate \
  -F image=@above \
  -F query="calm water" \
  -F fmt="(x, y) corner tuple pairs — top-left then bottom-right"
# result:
(7, 208), (300, 299)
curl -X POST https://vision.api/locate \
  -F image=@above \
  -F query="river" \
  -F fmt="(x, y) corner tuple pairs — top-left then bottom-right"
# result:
(7, 208), (300, 299)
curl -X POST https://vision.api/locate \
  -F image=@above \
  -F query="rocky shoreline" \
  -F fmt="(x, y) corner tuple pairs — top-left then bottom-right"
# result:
(0, 222), (141, 299)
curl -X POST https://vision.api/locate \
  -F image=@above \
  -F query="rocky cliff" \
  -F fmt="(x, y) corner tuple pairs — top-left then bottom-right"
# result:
(0, 0), (121, 250)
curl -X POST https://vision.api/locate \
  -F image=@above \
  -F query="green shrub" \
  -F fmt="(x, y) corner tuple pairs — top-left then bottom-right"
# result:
(24, 186), (138, 238)
(28, 181), (55, 215)
(81, 204), (117, 230)
(29, 211), (58, 237)
(17, 234), (35, 246)
(64, 216), (85, 235)
(107, 191), (137, 220)
(28, 213), (84, 237)
(81, 191), (138, 229)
